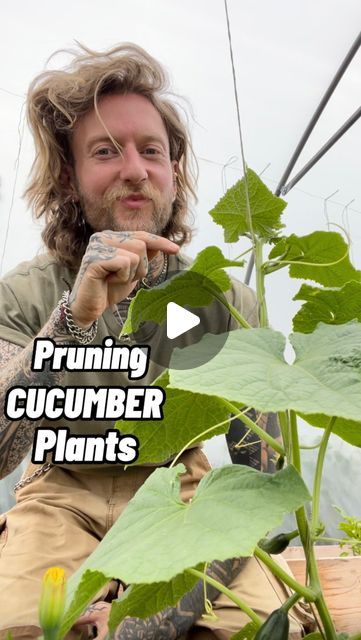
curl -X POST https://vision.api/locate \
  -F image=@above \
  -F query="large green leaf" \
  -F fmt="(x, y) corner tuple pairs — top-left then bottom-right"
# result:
(116, 371), (230, 464)
(60, 555), (200, 636)
(60, 569), (110, 638)
(189, 243), (244, 285)
(108, 571), (199, 632)
(121, 246), (242, 335)
(268, 231), (360, 286)
(300, 413), (361, 448)
(293, 282), (361, 333)
(209, 168), (286, 243)
(168, 323), (361, 426)
(65, 464), (309, 603)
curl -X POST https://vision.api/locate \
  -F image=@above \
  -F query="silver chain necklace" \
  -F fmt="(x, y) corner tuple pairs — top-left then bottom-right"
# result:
(132, 252), (169, 293)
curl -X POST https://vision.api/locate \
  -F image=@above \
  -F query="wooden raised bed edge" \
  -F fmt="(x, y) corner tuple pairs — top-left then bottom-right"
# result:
(283, 545), (361, 634)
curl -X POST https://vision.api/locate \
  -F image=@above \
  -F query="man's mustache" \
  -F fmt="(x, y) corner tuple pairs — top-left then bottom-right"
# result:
(102, 184), (158, 206)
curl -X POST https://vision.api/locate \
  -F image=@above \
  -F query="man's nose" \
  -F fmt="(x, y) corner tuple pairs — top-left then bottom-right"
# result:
(118, 147), (147, 184)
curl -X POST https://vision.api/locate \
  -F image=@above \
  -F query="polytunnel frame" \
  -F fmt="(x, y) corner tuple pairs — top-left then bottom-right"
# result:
(242, 29), (361, 284)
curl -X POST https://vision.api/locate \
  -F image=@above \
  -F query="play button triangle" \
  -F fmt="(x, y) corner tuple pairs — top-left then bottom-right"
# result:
(166, 302), (200, 339)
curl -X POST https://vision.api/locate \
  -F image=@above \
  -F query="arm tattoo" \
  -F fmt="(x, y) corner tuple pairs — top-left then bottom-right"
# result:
(114, 557), (246, 639)
(0, 308), (78, 479)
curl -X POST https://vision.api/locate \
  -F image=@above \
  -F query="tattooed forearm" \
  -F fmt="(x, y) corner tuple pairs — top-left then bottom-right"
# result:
(114, 557), (246, 639)
(0, 306), (77, 478)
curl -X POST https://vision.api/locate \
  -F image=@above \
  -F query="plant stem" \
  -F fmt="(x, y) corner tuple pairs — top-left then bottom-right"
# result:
(289, 414), (310, 544)
(289, 411), (313, 562)
(262, 260), (288, 275)
(280, 591), (302, 613)
(285, 529), (300, 542)
(232, 246), (253, 261)
(316, 536), (348, 545)
(264, 247), (350, 272)
(288, 411), (310, 550)
(311, 417), (336, 537)
(254, 240), (268, 327)
(186, 567), (262, 627)
(278, 411), (291, 459)
(209, 287), (252, 329)
(289, 411), (338, 639)
(290, 411), (302, 473)
(300, 441), (322, 450)
(254, 547), (317, 601)
(222, 400), (285, 455)
(314, 595), (338, 640)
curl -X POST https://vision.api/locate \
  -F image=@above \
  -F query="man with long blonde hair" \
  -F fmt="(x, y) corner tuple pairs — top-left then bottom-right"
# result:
(0, 43), (312, 638)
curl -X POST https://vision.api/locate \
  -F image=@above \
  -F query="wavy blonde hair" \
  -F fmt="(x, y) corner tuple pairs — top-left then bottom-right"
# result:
(25, 43), (197, 268)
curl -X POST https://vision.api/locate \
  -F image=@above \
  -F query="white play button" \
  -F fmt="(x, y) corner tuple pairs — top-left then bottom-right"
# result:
(128, 267), (230, 369)
(166, 302), (200, 339)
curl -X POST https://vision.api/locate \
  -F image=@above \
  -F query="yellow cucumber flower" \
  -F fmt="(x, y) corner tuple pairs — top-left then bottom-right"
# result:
(38, 567), (66, 640)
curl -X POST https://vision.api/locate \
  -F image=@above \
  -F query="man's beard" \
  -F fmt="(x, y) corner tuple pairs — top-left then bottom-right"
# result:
(76, 182), (174, 236)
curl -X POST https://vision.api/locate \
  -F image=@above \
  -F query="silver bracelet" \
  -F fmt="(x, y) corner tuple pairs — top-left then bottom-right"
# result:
(59, 290), (98, 345)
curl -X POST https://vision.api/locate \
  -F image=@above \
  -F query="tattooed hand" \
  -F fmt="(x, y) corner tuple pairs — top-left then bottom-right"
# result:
(75, 601), (111, 640)
(74, 557), (245, 639)
(69, 230), (179, 328)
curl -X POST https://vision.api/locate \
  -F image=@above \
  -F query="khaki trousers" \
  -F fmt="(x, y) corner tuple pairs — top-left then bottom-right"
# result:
(0, 449), (314, 639)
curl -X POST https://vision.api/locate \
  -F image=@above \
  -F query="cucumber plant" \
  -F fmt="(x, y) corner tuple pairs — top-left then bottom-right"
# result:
(47, 168), (361, 639)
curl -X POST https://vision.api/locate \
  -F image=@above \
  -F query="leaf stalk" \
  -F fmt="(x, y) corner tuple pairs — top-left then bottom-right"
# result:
(254, 547), (317, 601)
(263, 245), (350, 273)
(208, 287), (252, 329)
(169, 408), (251, 469)
(222, 400), (285, 456)
(186, 567), (262, 627)
(254, 240), (268, 327)
(311, 417), (336, 537)
(289, 411), (338, 639)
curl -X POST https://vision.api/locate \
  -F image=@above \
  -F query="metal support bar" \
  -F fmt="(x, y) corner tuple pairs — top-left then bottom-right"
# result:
(281, 105), (361, 195)
(244, 30), (361, 285)
(274, 30), (361, 198)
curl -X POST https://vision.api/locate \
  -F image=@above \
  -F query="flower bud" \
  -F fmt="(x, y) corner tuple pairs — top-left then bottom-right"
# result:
(39, 567), (66, 640)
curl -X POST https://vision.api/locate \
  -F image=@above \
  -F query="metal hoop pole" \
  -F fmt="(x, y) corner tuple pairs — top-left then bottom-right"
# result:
(244, 31), (361, 285)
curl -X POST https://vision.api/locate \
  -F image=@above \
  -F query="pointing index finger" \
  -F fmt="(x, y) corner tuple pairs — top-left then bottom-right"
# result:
(135, 232), (180, 255)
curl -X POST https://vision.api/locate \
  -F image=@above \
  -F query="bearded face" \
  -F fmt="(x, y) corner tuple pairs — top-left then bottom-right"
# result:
(70, 93), (178, 238)
(76, 180), (175, 236)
